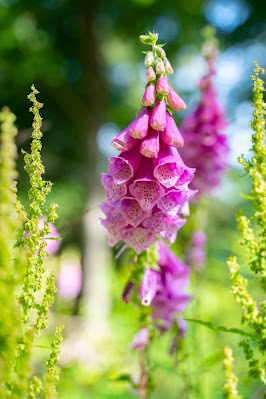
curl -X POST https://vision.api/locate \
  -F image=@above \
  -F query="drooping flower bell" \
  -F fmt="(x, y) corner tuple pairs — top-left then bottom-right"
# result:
(129, 241), (191, 350)
(151, 241), (191, 332)
(100, 32), (196, 254)
(179, 28), (229, 198)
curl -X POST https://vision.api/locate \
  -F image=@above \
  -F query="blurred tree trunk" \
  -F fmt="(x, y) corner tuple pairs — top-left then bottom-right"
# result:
(78, 0), (111, 339)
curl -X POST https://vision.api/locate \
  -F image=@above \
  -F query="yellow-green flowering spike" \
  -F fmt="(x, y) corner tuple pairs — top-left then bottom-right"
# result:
(44, 325), (64, 399)
(0, 107), (24, 398)
(7, 86), (63, 397)
(227, 63), (266, 388)
(27, 376), (43, 398)
(223, 346), (242, 399)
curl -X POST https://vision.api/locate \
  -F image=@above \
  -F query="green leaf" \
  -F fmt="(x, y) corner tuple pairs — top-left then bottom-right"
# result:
(44, 237), (62, 241)
(184, 318), (259, 342)
(110, 373), (132, 382)
(110, 374), (138, 389)
(239, 193), (255, 200)
(34, 345), (53, 349)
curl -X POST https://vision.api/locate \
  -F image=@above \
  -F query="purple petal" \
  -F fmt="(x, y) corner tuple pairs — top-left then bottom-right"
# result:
(116, 197), (151, 227)
(101, 173), (127, 202)
(122, 227), (157, 254)
(153, 145), (184, 188)
(108, 147), (142, 184)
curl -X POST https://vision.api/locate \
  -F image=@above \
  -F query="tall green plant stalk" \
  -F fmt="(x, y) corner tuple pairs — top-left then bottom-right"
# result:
(0, 86), (63, 397)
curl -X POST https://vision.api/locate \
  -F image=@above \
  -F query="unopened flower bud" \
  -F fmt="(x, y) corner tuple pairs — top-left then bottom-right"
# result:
(145, 52), (154, 67)
(139, 268), (160, 306)
(130, 107), (151, 139)
(146, 67), (156, 82)
(167, 87), (186, 111)
(150, 100), (167, 131)
(164, 58), (174, 74)
(142, 84), (156, 106)
(156, 46), (166, 59)
(155, 58), (165, 74)
(139, 34), (153, 45)
(122, 281), (135, 303)
(156, 74), (169, 95)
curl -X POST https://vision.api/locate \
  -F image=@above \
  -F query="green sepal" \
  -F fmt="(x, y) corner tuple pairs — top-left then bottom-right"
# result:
(139, 35), (154, 45)
(166, 105), (173, 115)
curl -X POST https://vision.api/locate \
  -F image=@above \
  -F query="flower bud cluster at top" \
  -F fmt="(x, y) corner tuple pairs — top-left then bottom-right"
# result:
(180, 26), (229, 199)
(100, 32), (197, 254)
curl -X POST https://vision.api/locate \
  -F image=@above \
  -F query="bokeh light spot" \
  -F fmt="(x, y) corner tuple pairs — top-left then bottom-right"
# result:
(109, 62), (136, 88)
(13, 14), (37, 40)
(97, 123), (120, 157)
(205, 0), (250, 33)
(153, 16), (179, 42)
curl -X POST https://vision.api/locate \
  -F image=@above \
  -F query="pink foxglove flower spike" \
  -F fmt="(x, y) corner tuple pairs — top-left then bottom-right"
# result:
(100, 32), (196, 254)
(180, 28), (228, 199)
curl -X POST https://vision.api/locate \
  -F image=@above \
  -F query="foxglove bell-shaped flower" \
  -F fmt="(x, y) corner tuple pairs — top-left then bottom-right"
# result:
(157, 188), (188, 218)
(129, 157), (165, 211)
(117, 197), (151, 227)
(101, 174), (127, 202)
(129, 241), (191, 351)
(122, 227), (156, 254)
(153, 146), (184, 188)
(108, 147), (142, 184)
(139, 242), (191, 331)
